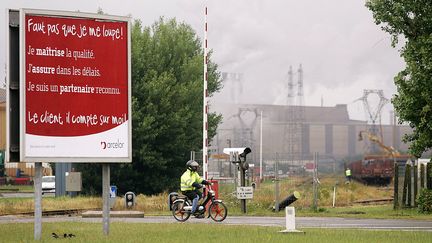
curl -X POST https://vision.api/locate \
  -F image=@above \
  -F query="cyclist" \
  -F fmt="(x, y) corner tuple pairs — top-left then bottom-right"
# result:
(180, 160), (211, 217)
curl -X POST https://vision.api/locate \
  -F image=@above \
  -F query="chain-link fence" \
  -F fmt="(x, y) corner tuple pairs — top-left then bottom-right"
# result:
(201, 151), (354, 209)
(207, 152), (344, 180)
(189, 149), (420, 210)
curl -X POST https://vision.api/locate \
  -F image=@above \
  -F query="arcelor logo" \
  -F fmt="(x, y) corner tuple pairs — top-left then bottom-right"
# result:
(101, 139), (124, 149)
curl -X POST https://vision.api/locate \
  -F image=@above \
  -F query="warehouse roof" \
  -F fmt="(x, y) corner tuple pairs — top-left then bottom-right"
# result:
(214, 103), (366, 126)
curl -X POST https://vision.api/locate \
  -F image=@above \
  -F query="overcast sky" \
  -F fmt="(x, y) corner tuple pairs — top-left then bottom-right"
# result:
(0, 0), (405, 124)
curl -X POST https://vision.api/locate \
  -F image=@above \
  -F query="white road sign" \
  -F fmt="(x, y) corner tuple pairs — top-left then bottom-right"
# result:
(236, 186), (253, 199)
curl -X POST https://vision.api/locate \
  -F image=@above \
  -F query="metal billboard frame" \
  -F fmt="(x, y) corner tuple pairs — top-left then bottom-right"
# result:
(19, 9), (132, 163)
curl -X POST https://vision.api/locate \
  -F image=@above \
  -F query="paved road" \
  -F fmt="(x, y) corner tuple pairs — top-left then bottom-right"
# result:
(1, 215), (432, 231)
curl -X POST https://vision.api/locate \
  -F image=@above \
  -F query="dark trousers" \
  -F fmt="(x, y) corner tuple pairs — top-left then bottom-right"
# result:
(182, 189), (202, 202)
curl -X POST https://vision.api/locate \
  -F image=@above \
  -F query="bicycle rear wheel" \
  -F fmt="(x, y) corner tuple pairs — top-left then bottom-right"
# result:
(172, 201), (191, 222)
(208, 201), (228, 222)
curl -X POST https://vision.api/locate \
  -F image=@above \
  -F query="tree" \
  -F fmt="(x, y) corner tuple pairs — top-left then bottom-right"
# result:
(366, 0), (432, 157)
(78, 18), (222, 195)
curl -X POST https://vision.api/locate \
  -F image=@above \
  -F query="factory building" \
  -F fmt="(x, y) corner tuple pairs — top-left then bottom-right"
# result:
(209, 102), (412, 175)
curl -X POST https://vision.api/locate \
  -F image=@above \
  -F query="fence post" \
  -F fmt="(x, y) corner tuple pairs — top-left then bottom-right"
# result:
(413, 164), (418, 207)
(393, 163), (399, 210)
(402, 163), (408, 207)
(407, 164), (412, 207)
(420, 163), (425, 190)
(427, 163), (432, 190)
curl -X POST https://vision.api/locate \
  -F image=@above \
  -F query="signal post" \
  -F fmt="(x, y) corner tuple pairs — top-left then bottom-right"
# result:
(223, 147), (252, 213)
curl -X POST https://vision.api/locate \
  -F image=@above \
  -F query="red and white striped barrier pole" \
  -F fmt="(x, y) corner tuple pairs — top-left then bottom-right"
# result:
(203, 6), (208, 180)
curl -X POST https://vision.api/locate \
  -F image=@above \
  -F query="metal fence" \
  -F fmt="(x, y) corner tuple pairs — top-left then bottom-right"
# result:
(197, 151), (351, 209)
(394, 160), (430, 209)
(206, 152), (345, 181)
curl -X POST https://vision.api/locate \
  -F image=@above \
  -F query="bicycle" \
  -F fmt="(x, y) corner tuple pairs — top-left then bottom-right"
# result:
(171, 183), (228, 222)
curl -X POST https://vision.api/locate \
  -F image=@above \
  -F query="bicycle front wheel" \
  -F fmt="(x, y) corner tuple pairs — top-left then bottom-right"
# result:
(172, 201), (191, 222)
(208, 201), (228, 222)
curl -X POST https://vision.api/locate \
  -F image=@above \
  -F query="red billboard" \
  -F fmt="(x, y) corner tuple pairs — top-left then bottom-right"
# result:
(21, 9), (131, 162)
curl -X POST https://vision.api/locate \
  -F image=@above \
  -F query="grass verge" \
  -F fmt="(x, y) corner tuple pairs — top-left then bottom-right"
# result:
(0, 222), (430, 243)
(2, 196), (432, 220)
(1, 175), (431, 219)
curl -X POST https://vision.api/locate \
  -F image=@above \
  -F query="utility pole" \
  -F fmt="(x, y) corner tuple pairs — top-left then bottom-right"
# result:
(275, 153), (280, 212)
(203, 6), (209, 180)
(260, 110), (263, 181)
(391, 110), (397, 151)
(354, 89), (389, 154)
(312, 152), (319, 211)
(284, 64), (305, 167)
(227, 139), (232, 177)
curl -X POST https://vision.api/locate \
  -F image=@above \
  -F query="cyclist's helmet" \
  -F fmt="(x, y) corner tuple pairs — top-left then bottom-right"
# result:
(186, 160), (199, 172)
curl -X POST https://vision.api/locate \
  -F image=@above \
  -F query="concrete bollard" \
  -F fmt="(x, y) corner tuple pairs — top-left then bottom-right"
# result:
(279, 206), (304, 233)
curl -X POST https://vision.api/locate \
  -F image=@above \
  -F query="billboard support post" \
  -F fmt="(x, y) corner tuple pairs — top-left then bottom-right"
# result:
(6, 9), (20, 162)
(102, 164), (110, 235)
(34, 162), (42, 240)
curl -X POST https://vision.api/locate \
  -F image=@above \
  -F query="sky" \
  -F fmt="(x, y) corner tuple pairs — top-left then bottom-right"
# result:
(0, 0), (405, 124)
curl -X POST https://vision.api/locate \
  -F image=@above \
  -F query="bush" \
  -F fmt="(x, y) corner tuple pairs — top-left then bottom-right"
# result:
(417, 189), (432, 213)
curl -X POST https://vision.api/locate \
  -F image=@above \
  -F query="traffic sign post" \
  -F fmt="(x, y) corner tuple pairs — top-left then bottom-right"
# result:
(110, 185), (117, 209)
(102, 165), (110, 235)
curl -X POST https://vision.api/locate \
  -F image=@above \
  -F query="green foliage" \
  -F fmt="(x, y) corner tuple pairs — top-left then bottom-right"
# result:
(78, 18), (222, 195)
(417, 188), (432, 213)
(366, 0), (432, 157)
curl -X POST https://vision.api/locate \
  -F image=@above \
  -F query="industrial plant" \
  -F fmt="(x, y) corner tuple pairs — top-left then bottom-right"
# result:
(207, 66), (414, 178)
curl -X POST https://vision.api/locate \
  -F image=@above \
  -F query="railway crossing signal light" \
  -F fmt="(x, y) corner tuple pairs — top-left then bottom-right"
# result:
(239, 147), (251, 171)
(124, 191), (136, 209)
(223, 147), (251, 168)
(239, 147), (251, 158)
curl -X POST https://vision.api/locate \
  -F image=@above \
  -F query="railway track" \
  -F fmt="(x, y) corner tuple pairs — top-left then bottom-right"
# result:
(354, 198), (393, 205)
(0, 208), (100, 217)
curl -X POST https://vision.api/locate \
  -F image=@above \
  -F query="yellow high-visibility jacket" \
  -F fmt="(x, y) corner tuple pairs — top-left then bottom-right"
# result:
(345, 169), (352, 177)
(180, 169), (203, 191)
